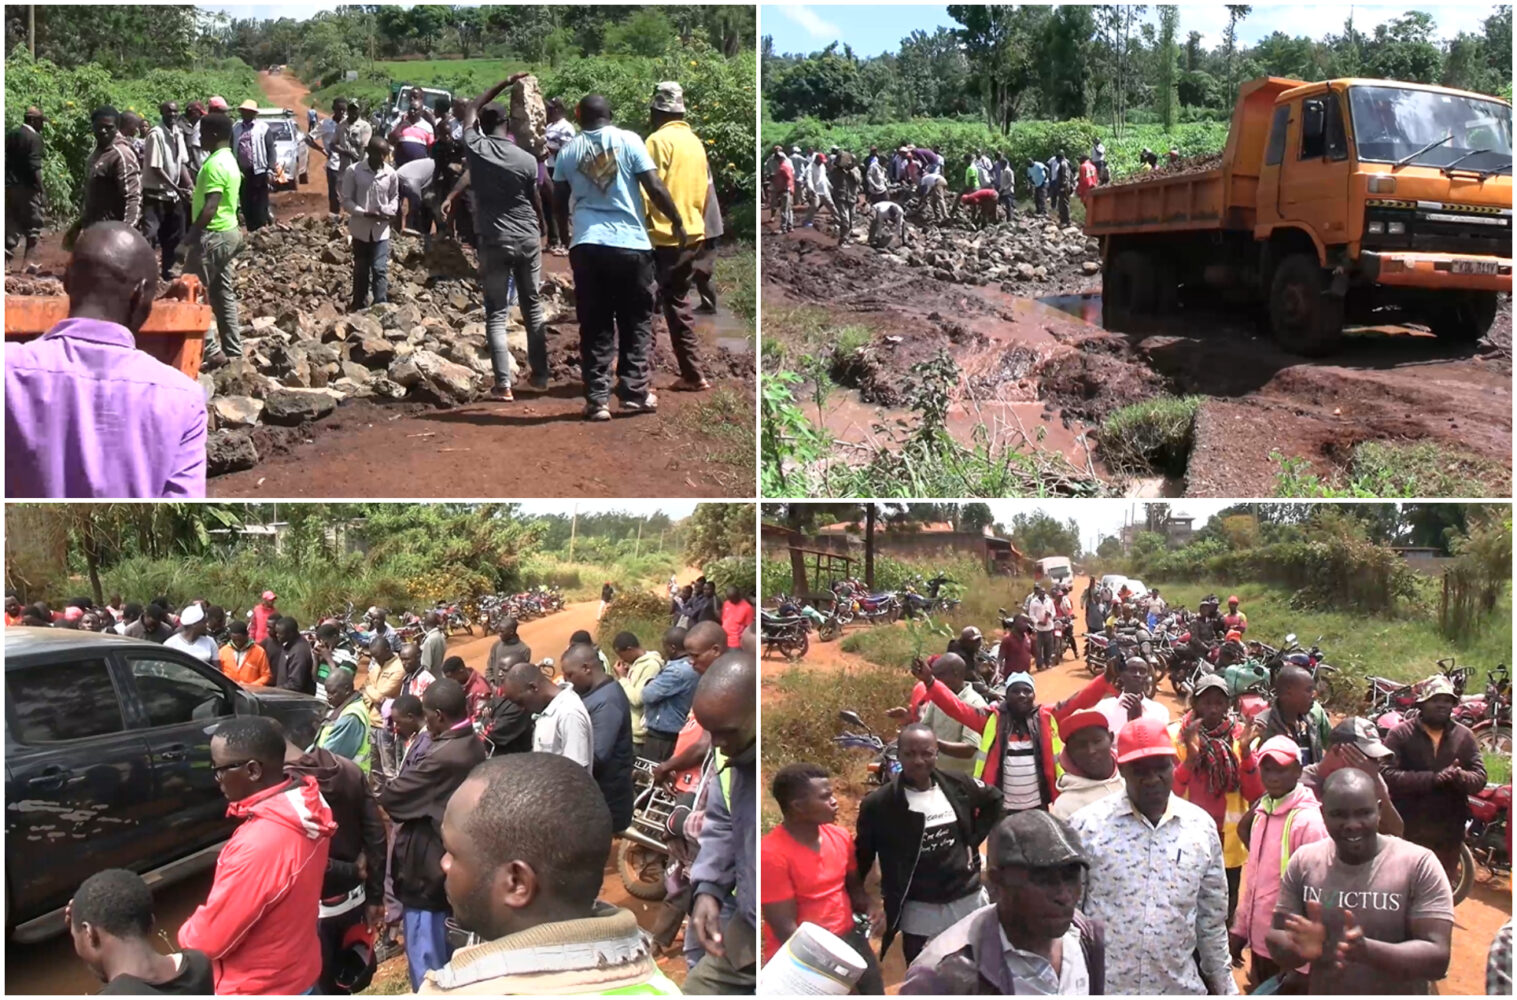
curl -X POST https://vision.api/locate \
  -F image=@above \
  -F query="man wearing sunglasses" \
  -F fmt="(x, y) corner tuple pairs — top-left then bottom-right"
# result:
(179, 716), (336, 995)
(902, 809), (1105, 994)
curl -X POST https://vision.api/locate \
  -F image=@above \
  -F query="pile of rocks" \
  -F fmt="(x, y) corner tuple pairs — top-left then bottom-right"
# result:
(201, 215), (572, 473)
(880, 220), (1103, 293)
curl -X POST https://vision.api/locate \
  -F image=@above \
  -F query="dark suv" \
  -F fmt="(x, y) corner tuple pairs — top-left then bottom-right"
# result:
(5, 628), (326, 942)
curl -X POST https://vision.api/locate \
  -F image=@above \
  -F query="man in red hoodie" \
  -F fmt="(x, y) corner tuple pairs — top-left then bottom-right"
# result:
(180, 716), (336, 995)
(250, 590), (278, 643)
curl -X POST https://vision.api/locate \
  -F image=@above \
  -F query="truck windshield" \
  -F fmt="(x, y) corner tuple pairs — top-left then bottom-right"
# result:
(1349, 85), (1512, 170)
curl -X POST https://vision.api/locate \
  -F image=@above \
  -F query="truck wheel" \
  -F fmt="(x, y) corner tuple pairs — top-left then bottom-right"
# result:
(1268, 254), (1343, 356)
(1429, 291), (1498, 343)
(1102, 251), (1156, 330)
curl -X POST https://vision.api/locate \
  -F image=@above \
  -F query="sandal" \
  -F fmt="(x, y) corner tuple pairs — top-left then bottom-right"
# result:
(670, 377), (711, 392)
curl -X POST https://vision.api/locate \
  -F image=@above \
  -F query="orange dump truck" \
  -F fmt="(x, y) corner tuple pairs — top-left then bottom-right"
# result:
(1085, 77), (1512, 354)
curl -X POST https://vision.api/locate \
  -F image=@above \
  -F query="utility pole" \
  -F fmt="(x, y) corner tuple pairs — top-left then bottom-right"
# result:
(568, 504), (578, 561)
(634, 519), (644, 558)
(28, 5), (35, 56)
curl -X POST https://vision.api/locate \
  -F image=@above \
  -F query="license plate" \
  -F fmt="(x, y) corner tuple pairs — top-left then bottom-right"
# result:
(1451, 259), (1500, 276)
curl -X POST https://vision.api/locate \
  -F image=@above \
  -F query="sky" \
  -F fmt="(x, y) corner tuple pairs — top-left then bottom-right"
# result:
(984, 500), (1239, 553)
(764, 3), (1499, 57)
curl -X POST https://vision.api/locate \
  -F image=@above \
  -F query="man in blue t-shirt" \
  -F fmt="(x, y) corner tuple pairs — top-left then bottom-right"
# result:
(552, 94), (686, 422)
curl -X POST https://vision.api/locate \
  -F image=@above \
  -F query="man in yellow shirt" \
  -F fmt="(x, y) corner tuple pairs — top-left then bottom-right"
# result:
(643, 81), (710, 392)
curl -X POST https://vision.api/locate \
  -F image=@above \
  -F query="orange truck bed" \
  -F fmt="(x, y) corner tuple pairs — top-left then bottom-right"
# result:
(4, 276), (211, 381)
(1085, 77), (1305, 237)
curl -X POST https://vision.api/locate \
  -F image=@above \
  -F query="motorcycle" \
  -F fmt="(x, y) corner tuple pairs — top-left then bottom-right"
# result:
(616, 758), (678, 901)
(1085, 631), (1111, 678)
(1262, 634), (1341, 706)
(1455, 664), (1512, 754)
(776, 594), (842, 643)
(834, 709), (900, 786)
(923, 572), (961, 614)
(854, 591), (901, 625)
(1053, 615), (1078, 661)
(760, 610), (811, 661)
(898, 582), (934, 620)
(431, 600), (473, 637)
(1453, 781), (1511, 904)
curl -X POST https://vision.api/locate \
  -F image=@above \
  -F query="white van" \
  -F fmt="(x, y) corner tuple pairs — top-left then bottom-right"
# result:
(1035, 556), (1073, 589)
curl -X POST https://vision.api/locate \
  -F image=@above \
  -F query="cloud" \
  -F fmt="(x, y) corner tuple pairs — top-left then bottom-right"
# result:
(774, 4), (841, 41)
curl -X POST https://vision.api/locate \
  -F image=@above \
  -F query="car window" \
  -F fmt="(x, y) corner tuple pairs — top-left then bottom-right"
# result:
(9, 659), (125, 742)
(127, 656), (233, 728)
(1265, 105), (1290, 166)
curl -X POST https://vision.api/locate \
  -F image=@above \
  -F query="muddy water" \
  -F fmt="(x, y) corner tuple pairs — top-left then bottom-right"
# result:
(1038, 291), (1103, 325)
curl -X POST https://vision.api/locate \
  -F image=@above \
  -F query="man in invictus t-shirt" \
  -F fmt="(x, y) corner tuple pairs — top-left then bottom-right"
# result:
(1267, 768), (1454, 995)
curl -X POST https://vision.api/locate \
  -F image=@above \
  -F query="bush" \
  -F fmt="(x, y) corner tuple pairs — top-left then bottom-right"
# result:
(4, 49), (260, 215)
(704, 555), (757, 601)
(1099, 396), (1201, 476)
(596, 589), (671, 654)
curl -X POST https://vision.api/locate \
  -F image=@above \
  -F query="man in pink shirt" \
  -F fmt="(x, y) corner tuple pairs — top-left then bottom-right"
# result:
(720, 586), (753, 649)
(250, 590), (278, 643)
(6, 222), (206, 498)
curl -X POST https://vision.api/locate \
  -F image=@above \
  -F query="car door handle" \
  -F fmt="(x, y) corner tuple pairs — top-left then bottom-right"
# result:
(27, 767), (70, 792)
(158, 744), (188, 762)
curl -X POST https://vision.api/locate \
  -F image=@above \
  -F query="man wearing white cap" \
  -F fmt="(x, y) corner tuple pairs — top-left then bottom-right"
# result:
(644, 81), (711, 392)
(164, 602), (218, 664)
(231, 99), (276, 230)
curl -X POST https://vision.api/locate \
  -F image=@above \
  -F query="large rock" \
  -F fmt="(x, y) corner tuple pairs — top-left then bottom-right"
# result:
(213, 358), (273, 399)
(262, 387), (338, 425)
(207, 429), (259, 474)
(350, 335), (396, 367)
(388, 349), (482, 405)
(212, 395), (264, 427)
(510, 75), (547, 158)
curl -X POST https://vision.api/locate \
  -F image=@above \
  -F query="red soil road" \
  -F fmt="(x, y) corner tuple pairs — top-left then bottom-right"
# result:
(3, 594), (685, 995)
(762, 581), (1509, 994)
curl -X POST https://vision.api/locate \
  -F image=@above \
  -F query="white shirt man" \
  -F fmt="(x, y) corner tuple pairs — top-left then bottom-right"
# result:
(340, 156), (399, 244)
(163, 605), (217, 664)
(1093, 691), (1171, 739)
(144, 123), (188, 201)
(533, 682), (594, 769)
(1026, 592), (1056, 633)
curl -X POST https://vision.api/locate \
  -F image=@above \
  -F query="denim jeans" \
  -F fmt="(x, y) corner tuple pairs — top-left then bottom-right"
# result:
(351, 237), (390, 311)
(568, 243), (655, 406)
(479, 241), (546, 388)
(188, 226), (245, 359)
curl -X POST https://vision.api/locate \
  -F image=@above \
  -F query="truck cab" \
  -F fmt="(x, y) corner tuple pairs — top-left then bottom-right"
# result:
(1255, 79), (1511, 347)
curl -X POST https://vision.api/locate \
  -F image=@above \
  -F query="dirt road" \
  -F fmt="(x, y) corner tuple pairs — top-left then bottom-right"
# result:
(764, 222), (1512, 497)
(4, 597), (685, 994)
(764, 586), (1509, 995)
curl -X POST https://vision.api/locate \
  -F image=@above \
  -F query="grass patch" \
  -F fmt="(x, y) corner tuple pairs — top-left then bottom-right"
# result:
(672, 386), (754, 486)
(1486, 752), (1511, 786)
(1153, 582), (1512, 713)
(762, 658), (905, 833)
(1098, 395), (1201, 477)
(714, 242), (756, 336)
(1273, 442), (1511, 499)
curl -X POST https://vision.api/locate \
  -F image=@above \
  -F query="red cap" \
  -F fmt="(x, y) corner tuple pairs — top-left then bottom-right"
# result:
(1227, 595), (1240, 604)
(262, 590), (277, 601)
(208, 95), (228, 111)
(1116, 717), (1177, 764)
(1059, 709), (1108, 740)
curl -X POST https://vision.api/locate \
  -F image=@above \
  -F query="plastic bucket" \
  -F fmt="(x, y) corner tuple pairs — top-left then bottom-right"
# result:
(759, 922), (867, 995)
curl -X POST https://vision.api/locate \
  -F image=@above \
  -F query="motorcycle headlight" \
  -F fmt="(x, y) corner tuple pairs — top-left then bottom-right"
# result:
(1387, 221), (1406, 235)
(1367, 220), (1385, 234)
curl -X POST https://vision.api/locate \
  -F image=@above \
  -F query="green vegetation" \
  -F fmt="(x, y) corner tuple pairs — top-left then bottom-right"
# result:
(3, 50), (260, 213)
(1272, 444), (1512, 499)
(1099, 395), (1202, 477)
(713, 243), (757, 336)
(762, 6), (1512, 138)
(4, 503), (747, 624)
(6, 5), (756, 227)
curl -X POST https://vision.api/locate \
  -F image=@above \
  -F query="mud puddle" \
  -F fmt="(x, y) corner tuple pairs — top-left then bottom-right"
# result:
(1037, 291), (1103, 325)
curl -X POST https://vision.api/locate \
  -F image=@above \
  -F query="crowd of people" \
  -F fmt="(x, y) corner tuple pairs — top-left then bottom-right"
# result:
(762, 136), (1190, 250)
(761, 584), (1511, 995)
(5, 71), (730, 500)
(10, 583), (760, 995)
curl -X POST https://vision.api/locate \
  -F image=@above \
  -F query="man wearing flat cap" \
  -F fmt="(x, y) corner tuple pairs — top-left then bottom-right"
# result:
(902, 810), (1105, 994)
(1383, 674), (1487, 880)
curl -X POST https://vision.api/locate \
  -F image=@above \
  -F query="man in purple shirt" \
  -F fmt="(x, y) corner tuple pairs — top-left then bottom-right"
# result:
(6, 221), (207, 498)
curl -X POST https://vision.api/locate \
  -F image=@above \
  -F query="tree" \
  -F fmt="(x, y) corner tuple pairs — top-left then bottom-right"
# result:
(685, 503), (756, 568)
(1157, 6), (1180, 129)
(950, 4), (1048, 129)
(1040, 5), (1095, 120)
(451, 7), (485, 60)
(956, 503), (995, 533)
(1009, 513), (1080, 559)
(1223, 5), (1252, 102)
(604, 8), (674, 58)
(768, 43), (868, 121)
(407, 5), (448, 58)
(1096, 535), (1123, 559)
(895, 28), (975, 119)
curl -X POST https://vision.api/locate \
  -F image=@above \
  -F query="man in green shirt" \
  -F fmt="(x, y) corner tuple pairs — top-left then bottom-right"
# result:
(964, 153), (981, 192)
(184, 111), (245, 368)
